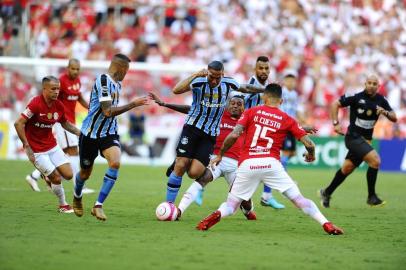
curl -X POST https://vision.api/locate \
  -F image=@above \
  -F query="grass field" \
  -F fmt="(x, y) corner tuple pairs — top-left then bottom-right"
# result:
(0, 159), (405, 270)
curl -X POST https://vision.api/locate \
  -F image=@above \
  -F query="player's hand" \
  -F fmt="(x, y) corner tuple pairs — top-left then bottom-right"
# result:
(334, 125), (344, 136)
(132, 96), (150, 107)
(376, 106), (387, 116)
(302, 125), (318, 134)
(148, 92), (164, 106)
(209, 155), (222, 168)
(303, 152), (315, 163)
(194, 69), (208, 78)
(24, 145), (35, 163)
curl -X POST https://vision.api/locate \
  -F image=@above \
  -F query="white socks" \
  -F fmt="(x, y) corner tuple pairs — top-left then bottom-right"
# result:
(69, 155), (80, 186)
(261, 191), (273, 201)
(218, 193), (241, 217)
(31, 169), (41, 180)
(51, 183), (67, 206)
(178, 182), (203, 213)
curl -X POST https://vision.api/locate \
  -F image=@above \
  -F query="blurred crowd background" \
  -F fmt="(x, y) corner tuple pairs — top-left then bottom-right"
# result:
(0, 0), (405, 138)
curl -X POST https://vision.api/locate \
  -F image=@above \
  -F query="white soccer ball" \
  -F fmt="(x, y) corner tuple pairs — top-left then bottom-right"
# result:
(155, 202), (178, 221)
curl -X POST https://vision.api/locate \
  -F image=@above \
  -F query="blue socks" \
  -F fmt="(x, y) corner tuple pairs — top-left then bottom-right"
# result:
(74, 173), (85, 198)
(166, 172), (182, 202)
(96, 167), (118, 205)
(263, 185), (271, 193)
(281, 155), (289, 170)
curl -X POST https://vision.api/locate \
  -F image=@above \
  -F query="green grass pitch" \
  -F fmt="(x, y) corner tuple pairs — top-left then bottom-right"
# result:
(0, 160), (405, 270)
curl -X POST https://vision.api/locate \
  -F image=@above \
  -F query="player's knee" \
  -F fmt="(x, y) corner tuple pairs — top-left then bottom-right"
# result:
(64, 171), (73, 180)
(291, 195), (310, 209)
(341, 164), (355, 175)
(369, 155), (381, 169)
(80, 170), (91, 180)
(187, 170), (201, 179)
(109, 160), (121, 169)
(49, 172), (62, 184)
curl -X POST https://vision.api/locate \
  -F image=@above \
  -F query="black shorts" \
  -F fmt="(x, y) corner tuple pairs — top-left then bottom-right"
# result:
(282, 132), (296, 152)
(344, 134), (374, 167)
(176, 125), (216, 166)
(79, 134), (121, 169)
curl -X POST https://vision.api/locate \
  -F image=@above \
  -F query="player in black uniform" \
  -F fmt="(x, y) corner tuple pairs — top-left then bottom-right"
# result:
(319, 75), (397, 207)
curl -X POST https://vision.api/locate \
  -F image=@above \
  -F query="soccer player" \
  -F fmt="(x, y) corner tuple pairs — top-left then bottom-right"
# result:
(150, 92), (256, 219)
(196, 83), (343, 235)
(319, 74), (397, 207)
(244, 56), (285, 209)
(72, 54), (149, 221)
(25, 59), (94, 194)
(164, 60), (265, 204)
(14, 76), (81, 213)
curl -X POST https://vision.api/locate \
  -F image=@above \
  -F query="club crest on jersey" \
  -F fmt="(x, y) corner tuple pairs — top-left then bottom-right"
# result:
(367, 109), (373, 116)
(358, 108), (365, 114)
(181, 136), (189, 145)
(53, 112), (59, 120)
(47, 113), (52, 119)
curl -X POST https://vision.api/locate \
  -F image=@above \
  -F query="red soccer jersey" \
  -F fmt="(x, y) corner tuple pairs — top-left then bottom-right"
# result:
(58, 73), (81, 124)
(21, 95), (67, 153)
(213, 111), (243, 160)
(237, 105), (307, 164)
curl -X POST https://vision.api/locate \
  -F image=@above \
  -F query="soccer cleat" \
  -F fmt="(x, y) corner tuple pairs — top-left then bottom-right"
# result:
(367, 194), (386, 207)
(165, 160), (175, 177)
(260, 197), (285, 209)
(72, 196), (84, 217)
(318, 189), (331, 208)
(91, 205), (107, 221)
(194, 189), (204, 206)
(323, 222), (344, 235)
(82, 187), (95, 194)
(59, 204), (74, 213)
(25, 175), (40, 192)
(196, 210), (221, 231)
(244, 211), (257, 220)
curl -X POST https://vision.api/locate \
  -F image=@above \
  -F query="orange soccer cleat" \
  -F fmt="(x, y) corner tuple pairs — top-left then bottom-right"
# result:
(196, 210), (221, 231)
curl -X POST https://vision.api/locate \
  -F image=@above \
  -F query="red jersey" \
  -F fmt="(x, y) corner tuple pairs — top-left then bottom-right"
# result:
(22, 95), (67, 153)
(213, 111), (243, 160)
(58, 73), (81, 124)
(237, 105), (306, 164)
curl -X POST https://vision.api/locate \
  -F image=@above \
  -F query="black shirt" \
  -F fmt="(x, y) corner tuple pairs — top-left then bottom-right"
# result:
(339, 90), (392, 140)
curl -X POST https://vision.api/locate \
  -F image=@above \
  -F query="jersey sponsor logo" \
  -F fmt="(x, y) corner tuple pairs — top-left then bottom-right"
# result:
(68, 83), (80, 91)
(250, 164), (272, 170)
(256, 110), (283, 120)
(34, 122), (53, 128)
(249, 147), (271, 155)
(181, 136), (189, 145)
(178, 149), (186, 153)
(67, 95), (79, 101)
(355, 118), (376, 129)
(220, 123), (235, 130)
(200, 100), (225, 108)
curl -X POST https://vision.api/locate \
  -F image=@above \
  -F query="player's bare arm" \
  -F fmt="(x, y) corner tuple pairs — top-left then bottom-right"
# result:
(149, 92), (190, 114)
(78, 93), (89, 109)
(237, 84), (265, 94)
(331, 100), (344, 135)
(376, 106), (397, 122)
(61, 121), (81, 136)
(299, 135), (316, 162)
(100, 96), (149, 117)
(14, 116), (35, 162)
(211, 124), (245, 167)
(302, 126), (318, 134)
(173, 69), (208, 94)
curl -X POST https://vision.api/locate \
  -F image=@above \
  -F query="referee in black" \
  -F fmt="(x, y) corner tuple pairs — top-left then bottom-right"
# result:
(319, 74), (397, 207)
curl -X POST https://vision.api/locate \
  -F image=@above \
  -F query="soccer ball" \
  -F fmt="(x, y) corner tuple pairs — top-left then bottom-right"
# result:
(155, 202), (179, 221)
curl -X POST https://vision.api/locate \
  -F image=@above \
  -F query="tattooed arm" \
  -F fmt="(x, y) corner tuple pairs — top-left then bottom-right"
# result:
(210, 124), (245, 167)
(299, 135), (316, 162)
(237, 84), (265, 94)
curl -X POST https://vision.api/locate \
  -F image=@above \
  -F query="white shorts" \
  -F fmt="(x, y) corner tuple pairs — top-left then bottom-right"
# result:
(208, 156), (238, 186)
(33, 145), (69, 176)
(230, 157), (296, 201)
(54, 123), (78, 149)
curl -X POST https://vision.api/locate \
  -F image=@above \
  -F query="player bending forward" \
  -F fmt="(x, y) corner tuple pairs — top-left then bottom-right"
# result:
(15, 76), (81, 213)
(196, 83), (343, 235)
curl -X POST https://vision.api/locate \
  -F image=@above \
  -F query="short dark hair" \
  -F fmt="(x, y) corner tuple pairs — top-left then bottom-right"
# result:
(208, 60), (224, 71)
(231, 95), (245, 103)
(284, 73), (296, 79)
(264, 83), (282, 98)
(113, 53), (131, 63)
(256, 56), (269, 63)
(42, 75), (59, 85)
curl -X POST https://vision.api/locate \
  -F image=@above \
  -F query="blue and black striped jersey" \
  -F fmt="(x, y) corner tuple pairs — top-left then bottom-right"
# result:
(185, 76), (239, 136)
(81, 74), (121, 138)
(244, 76), (266, 109)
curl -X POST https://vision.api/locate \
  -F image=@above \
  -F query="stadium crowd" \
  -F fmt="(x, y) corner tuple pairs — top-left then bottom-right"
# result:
(0, 0), (405, 137)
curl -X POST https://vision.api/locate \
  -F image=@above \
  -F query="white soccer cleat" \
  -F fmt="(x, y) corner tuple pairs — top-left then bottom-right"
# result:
(82, 187), (95, 194)
(25, 175), (40, 192)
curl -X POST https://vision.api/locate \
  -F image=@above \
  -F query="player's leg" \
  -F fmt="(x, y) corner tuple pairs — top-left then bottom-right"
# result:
(25, 168), (41, 192)
(363, 149), (384, 206)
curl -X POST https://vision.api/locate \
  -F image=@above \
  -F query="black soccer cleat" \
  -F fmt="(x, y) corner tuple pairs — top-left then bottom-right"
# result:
(166, 160), (175, 177)
(367, 194), (386, 207)
(318, 189), (331, 208)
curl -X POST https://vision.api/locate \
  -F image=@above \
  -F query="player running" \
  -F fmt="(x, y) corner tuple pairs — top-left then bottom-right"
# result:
(72, 54), (149, 221)
(25, 59), (94, 194)
(196, 83), (343, 235)
(15, 76), (81, 213)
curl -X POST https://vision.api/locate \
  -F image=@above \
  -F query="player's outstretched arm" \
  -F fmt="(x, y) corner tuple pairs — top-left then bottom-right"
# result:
(101, 96), (149, 117)
(78, 93), (89, 109)
(14, 116), (34, 163)
(331, 100), (344, 135)
(376, 106), (397, 122)
(61, 121), (81, 136)
(211, 124), (244, 167)
(299, 135), (316, 162)
(237, 84), (265, 94)
(172, 69), (208, 94)
(149, 92), (190, 114)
